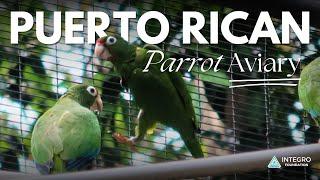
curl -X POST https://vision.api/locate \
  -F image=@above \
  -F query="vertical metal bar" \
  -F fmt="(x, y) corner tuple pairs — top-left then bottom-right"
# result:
(91, 1), (94, 86)
(91, 0), (99, 168)
(196, 37), (201, 158)
(17, 0), (26, 173)
(299, 33), (307, 180)
(196, 1), (202, 159)
(264, 37), (271, 180)
(230, 21), (237, 180)
(55, 1), (59, 99)
(162, 0), (168, 159)
(128, 0), (133, 166)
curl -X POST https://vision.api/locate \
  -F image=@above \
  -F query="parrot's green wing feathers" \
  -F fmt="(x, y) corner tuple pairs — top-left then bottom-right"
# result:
(58, 109), (101, 160)
(31, 108), (63, 164)
(142, 44), (193, 111)
(142, 44), (198, 132)
(167, 72), (199, 131)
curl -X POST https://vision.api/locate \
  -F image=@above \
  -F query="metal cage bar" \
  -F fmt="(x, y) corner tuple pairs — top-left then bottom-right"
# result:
(2, 143), (320, 179)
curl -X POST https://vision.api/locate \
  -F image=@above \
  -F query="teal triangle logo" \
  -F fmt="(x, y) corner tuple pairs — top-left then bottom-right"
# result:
(268, 156), (281, 169)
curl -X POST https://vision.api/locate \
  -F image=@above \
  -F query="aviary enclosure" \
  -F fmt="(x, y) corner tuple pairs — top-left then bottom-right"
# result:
(0, 0), (319, 179)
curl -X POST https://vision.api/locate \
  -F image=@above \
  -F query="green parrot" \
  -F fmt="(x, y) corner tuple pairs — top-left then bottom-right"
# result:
(31, 84), (103, 174)
(94, 34), (204, 158)
(298, 57), (320, 129)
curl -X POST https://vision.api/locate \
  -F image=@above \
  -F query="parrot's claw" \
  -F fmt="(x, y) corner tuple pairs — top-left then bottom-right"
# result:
(112, 132), (129, 143)
(113, 132), (137, 151)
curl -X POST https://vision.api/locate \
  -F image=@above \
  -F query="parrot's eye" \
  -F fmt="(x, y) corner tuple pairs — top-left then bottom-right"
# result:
(86, 86), (97, 96)
(106, 36), (117, 45)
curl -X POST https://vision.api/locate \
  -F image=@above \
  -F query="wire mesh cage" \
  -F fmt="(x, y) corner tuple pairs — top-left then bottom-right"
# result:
(0, 0), (319, 179)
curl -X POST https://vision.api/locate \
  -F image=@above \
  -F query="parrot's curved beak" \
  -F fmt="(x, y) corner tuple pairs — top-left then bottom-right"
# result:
(94, 38), (112, 61)
(91, 94), (103, 113)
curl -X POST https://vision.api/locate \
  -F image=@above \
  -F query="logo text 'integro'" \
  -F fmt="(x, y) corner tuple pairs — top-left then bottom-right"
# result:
(268, 156), (312, 169)
(282, 157), (311, 167)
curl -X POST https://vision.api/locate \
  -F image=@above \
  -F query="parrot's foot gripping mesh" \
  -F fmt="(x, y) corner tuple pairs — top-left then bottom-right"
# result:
(113, 132), (137, 151)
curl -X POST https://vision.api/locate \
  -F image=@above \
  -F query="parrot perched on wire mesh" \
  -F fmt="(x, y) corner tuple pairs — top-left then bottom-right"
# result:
(94, 34), (204, 158)
(298, 57), (320, 134)
(31, 84), (103, 174)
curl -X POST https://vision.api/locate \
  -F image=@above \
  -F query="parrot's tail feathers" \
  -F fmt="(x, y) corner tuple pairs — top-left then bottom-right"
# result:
(65, 148), (100, 171)
(52, 155), (66, 173)
(35, 161), (53, 175)
(66, 156), (94, 171)
(182, 134), (204, 158)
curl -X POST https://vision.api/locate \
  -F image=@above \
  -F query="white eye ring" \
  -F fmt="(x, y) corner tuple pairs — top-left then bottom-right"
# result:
(106, 36), (117, 45)
(86, 86), (97, 96)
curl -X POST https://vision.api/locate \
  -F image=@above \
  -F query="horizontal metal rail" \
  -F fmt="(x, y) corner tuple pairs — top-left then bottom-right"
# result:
(2, 143), (319, 180)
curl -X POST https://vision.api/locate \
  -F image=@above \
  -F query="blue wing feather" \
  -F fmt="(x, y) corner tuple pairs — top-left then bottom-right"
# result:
(65, 148), (100, 171)
(35, 148), (100, 174)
